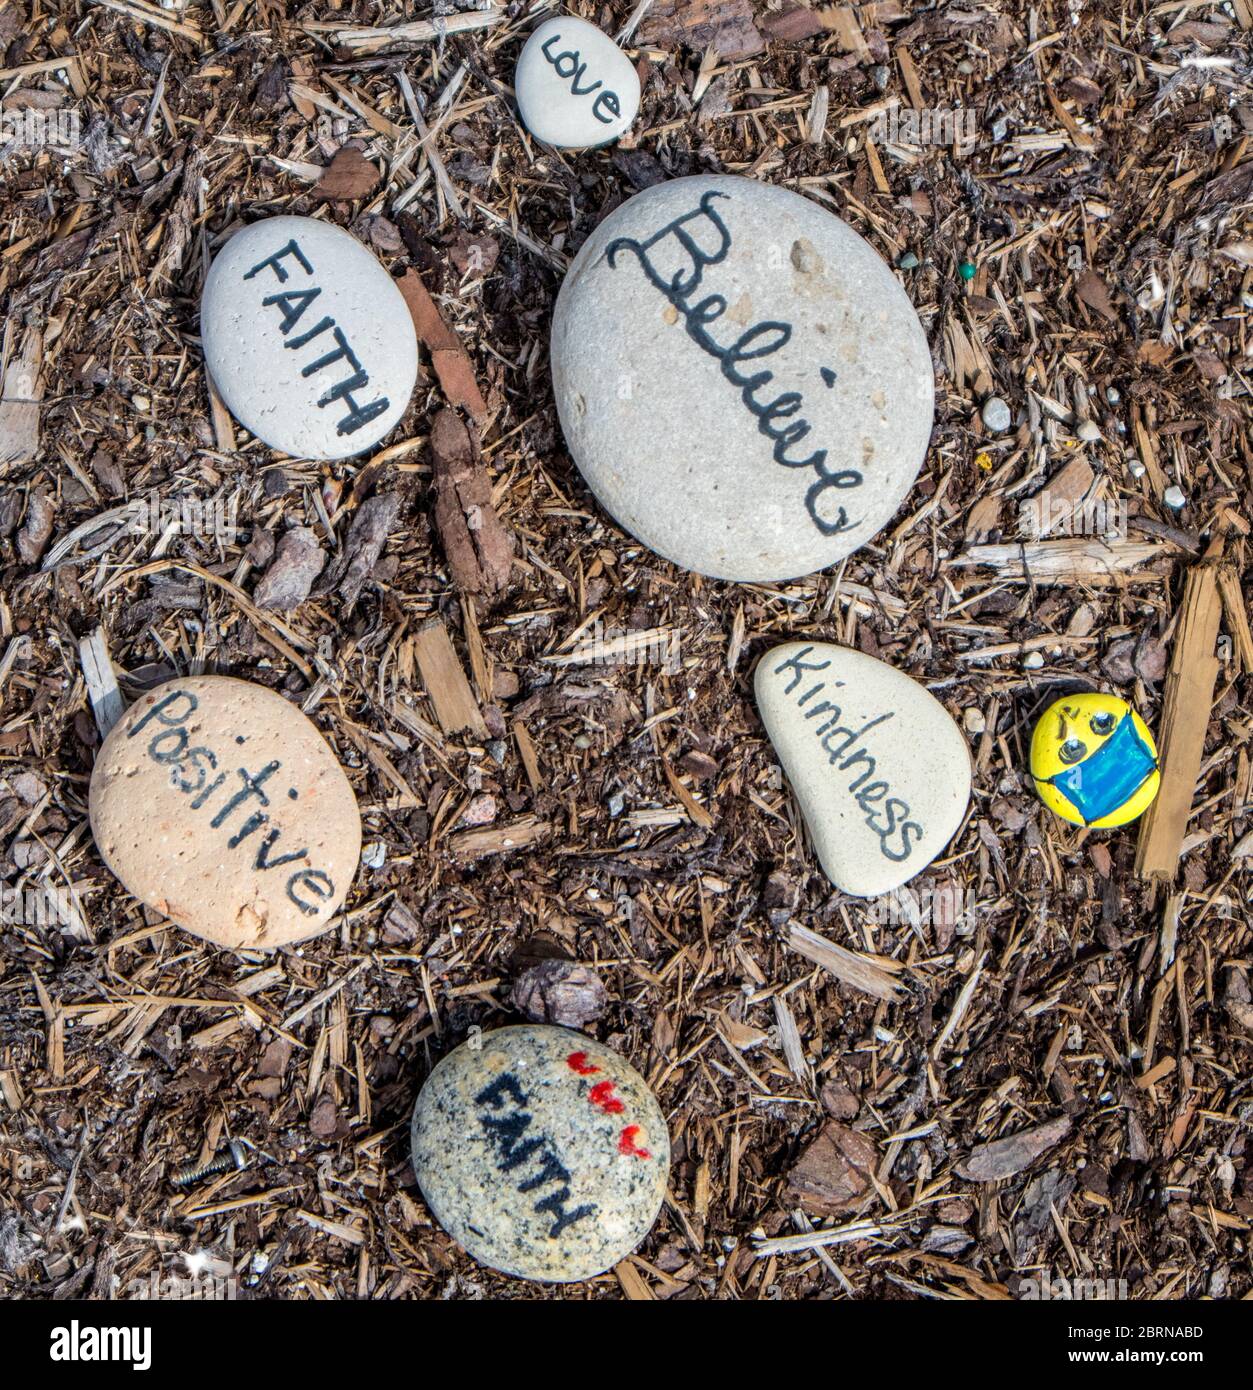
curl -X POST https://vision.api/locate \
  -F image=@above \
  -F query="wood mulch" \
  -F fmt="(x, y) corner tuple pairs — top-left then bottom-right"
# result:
(0, 0), (1250, 1301)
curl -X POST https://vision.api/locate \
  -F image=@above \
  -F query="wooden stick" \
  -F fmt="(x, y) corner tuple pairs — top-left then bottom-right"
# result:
(412, 619), (488, 738)
(303, 9), (506, 55)
(78, 627), (125, 739)
(1135, 560), (1224, 881)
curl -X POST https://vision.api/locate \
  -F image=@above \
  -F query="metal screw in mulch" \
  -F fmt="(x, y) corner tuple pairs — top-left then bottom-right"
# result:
(170, 1138), (249, 1188)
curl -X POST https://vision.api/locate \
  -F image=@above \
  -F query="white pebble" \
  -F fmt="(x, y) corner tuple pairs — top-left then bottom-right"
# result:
(981, 396), (1012, 433)
(1163, 485), (1186, 510)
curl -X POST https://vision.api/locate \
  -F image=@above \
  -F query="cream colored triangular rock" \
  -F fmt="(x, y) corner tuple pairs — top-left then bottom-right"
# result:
(755, 642), (971, 897)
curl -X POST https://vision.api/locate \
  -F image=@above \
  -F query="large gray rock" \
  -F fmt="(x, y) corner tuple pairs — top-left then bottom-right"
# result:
(201, 216), (417, 460)
(551, 175), (934, 581)
(755, 642), (970, 897)
(411, 1025), (669, 1282)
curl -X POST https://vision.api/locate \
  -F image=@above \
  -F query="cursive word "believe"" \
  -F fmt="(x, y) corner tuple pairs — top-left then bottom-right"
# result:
(605, 190), (862, 537)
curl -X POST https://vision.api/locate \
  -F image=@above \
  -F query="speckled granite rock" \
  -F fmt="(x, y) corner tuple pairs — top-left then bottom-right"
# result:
(410, 1025), (669, 1282)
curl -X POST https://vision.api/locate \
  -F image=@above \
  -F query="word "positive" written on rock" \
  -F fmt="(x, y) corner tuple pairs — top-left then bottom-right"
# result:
(128, 688), (337, 916)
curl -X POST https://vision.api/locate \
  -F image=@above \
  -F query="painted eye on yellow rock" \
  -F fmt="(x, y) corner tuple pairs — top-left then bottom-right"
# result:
(1090, 712), (1115, 735)
(1059, 738), (1087, 765)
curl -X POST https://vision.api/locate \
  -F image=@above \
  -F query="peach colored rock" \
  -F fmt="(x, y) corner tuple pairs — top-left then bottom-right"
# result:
(89, 676), (360, 950)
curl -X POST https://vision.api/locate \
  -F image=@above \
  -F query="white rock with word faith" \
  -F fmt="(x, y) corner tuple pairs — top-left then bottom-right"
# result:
(89, 676), (361, 951)
(515, 17), (640, 148)
(755, 642), (970, 897)
(551, 175), (934, 581)
(201, 216), (418, 460)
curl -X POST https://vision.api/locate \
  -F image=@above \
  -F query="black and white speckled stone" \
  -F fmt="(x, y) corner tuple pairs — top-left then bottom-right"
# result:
(410, 1025), (669, 1282)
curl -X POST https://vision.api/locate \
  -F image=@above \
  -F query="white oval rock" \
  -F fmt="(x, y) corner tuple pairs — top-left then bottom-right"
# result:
(411, 1025), (669, 1282)
(755, 642), (970, 897)
(515, 17), (640, 148)
(551, 175), (934, 582)
(201, 216), (418, 460)
(89, 676), (361, 951)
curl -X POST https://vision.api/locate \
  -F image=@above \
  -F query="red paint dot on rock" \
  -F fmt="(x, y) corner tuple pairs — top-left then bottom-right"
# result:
(589, 1080), (625, 1114)
(619, 1125), (651, 1160)
(567, 1050), (599, 1076)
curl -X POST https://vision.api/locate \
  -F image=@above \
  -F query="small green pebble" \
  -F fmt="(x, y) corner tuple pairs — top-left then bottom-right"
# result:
(959, 259), (976, 281)
(897, 251), (920, 271)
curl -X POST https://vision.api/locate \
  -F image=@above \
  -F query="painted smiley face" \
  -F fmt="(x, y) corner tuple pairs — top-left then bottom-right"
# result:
(1029, 692), (1160, 829)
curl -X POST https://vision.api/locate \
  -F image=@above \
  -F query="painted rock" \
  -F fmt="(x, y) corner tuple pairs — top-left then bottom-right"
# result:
(1030, 691), (1159, 828)
(410, 1025), (669, 1282)
(551, 175), (934, 581)
(201, 216), (418, 460)
(89, 677), (361, 950)
(514, 17), (640, 148)
(755, 642), (970, 897)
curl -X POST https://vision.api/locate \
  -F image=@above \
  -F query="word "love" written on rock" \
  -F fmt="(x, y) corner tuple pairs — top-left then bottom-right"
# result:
(201, 216), (418, 461)
(88, 676), (362, 951)
(515, 17), (640, 148)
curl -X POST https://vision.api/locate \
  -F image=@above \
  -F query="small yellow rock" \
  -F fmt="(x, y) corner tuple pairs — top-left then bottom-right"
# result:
(1029, 692), (1159, 828)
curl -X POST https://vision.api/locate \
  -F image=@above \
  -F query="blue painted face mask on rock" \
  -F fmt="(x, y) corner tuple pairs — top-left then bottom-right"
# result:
(1045, 712), (1158, 825)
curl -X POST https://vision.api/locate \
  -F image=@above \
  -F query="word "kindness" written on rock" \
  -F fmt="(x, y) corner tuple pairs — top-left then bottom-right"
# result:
(755, 641), (971, 899)
(770, 646), (924, 862)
